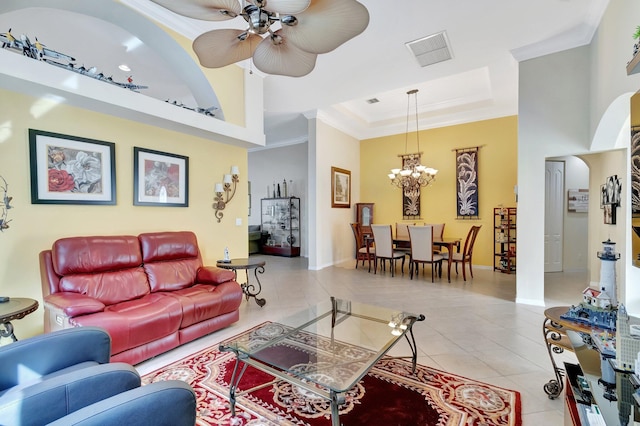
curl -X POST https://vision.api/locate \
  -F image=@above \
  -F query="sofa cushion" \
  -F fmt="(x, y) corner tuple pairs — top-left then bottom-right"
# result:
(144, 259), (202, 292)
(59, 268), (150, 306)
(139, 231), (200, 263)
(70, 293), (183, 355)
(164, 281), (243, 328)
(53, 236), (142, 275)
(52, 236), (150, 306)
(139, 231), (203, 292)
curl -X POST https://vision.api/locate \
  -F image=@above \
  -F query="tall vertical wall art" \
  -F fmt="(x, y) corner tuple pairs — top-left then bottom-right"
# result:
(455, 147), (479, 218)
(402, 154), (421, 219)
(631, 124), (640, 267)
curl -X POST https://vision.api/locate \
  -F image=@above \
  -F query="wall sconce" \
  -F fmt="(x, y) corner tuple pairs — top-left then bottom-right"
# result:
(0, 176), (12, 232)
(213, 166), (239, 222)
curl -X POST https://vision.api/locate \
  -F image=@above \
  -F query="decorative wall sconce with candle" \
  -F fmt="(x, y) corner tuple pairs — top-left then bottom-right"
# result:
(213, 166), (239, 222)
(0, 176), (12, 232)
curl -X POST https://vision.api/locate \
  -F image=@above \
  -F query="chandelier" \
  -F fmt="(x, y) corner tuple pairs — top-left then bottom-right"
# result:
(150, 0), (369, 77)
(387, 89), (438, 194)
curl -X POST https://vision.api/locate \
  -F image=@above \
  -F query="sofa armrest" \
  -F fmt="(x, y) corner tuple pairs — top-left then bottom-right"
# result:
(45, 293), (106, 317)
(0, 327), (111, 391)
(0, 363), (140, 426)
(47, 380), (197, 426)
(196, 266), (235, 284)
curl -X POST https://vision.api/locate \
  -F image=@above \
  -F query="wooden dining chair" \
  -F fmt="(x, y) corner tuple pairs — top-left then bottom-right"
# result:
(408, 225), (444, 282)
(371, 224), (406, 277)
(442, 225), (482, 281)
(350, 223), (375, 270)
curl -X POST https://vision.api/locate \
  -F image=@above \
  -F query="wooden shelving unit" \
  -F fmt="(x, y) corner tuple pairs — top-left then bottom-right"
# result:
(494, 207), (516, 274)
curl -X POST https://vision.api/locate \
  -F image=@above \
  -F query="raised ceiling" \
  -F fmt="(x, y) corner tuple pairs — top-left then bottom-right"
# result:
(0, 0), (609, 146)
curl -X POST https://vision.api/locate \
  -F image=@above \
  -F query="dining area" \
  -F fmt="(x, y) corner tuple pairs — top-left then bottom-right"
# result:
(350, 222), (481, 283)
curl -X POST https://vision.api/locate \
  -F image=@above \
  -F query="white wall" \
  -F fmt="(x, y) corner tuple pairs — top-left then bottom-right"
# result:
(247, 142), (309, 256)
(309, 118), (361, 270)
(518, 0), (640, 309)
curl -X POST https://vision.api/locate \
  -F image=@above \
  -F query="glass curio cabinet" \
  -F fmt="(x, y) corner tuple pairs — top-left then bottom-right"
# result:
(260, 197), (300, 257)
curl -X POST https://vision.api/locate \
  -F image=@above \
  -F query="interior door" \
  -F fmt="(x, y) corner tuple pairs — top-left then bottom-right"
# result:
(545, 161), (564, 272)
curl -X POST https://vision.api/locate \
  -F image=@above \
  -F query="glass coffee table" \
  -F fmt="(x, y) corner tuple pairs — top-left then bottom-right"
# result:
(220, 297), (425, 426)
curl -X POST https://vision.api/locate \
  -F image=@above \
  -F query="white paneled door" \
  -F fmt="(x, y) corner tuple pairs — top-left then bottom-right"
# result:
(545, 161), (564, 272)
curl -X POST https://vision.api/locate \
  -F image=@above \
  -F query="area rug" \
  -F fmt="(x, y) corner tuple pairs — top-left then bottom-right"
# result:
(142, 322), (521, 426)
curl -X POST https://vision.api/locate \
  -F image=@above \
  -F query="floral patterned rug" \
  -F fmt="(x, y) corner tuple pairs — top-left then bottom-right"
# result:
(142, 322), (521, 426)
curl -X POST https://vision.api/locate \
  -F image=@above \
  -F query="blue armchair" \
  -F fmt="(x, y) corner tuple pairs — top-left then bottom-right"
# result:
(47, 380), (197, 426)
(0, 327), (142, 425)
(0, 326), (197, 425)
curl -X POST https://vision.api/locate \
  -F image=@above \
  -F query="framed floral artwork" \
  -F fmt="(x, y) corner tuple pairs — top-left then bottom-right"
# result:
(133, 147), (189, 207)
(28, 129), (116, 205)
(331, 167), (350, 208)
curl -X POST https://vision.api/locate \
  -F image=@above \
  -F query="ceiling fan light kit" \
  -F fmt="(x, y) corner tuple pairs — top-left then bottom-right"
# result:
(151, 0), (369, 77)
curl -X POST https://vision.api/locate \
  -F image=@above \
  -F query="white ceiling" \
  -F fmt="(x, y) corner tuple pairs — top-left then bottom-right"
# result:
(0, 0), (609, 146)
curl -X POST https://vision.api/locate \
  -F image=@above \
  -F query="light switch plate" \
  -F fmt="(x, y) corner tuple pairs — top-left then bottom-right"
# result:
(235, 218), (242, 226)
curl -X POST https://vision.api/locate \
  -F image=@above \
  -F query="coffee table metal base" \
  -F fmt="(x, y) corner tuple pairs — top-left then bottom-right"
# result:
(222, 314), (425, 426)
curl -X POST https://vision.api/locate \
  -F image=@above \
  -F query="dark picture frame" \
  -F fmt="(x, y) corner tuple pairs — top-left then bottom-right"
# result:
(331, 167), (351, 208)
(28, 129), (116, 205)
(133, 147), (189, 207)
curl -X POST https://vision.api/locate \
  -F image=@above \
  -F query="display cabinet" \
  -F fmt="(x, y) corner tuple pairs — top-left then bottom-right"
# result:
(494, 207), (516, 273)
(355, 203), (374, 237)
(261, 197), (300, 257)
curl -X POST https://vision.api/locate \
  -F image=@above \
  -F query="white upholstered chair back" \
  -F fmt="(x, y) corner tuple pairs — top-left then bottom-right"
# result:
(395, 223), (412, 240)
(371, 225), (394, 258)
(408, 225), (435, 262)
(424, 223), (445, 239)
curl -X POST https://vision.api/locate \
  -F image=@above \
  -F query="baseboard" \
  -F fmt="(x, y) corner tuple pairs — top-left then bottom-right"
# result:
(515, 297), (545, 306)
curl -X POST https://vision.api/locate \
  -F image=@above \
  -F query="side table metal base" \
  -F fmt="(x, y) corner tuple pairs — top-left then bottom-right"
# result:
(217, 259), (267, 308)
(242, 265), (266, 307)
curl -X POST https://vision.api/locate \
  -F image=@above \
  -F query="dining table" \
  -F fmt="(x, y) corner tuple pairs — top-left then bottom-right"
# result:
(393, 236), (462, 282)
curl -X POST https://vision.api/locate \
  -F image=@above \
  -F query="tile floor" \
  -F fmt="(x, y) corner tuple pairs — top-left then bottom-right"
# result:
(136, 255), (588, 426)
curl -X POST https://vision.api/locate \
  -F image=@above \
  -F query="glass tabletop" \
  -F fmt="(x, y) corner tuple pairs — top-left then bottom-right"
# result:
(220, 298), (424, 394)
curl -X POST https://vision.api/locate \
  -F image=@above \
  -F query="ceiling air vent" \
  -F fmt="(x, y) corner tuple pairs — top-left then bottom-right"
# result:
(405, 31), (452, 67)
(366, 98), (380, 104)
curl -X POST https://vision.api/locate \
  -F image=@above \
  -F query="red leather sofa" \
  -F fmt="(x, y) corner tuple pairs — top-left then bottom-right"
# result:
(39, 231), (243, 365)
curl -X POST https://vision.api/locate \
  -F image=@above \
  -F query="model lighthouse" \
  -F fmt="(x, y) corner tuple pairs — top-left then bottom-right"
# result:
(597, 239), (620, 308)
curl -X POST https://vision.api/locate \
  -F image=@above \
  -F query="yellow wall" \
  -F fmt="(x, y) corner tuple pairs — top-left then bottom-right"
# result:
(161, 26), (245, 127)
(0, 88), (248, 339)
(360, 116), (518, 267)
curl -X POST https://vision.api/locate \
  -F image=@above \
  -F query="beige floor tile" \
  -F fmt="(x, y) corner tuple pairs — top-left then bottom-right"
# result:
(136, 254), (588, 426)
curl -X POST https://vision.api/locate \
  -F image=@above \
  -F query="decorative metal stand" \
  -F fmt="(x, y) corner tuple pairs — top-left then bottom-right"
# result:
(216, 258), (266, 307)
(542, 317), (567, 399)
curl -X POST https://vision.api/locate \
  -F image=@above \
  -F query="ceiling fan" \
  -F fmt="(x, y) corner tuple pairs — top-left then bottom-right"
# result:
(150, 0), (369, 77)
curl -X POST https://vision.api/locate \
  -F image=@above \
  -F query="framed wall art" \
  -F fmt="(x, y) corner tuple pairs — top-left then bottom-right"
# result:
(133, 147), (189, 207)
(28, 129), (116, 205)
(331, 167), (350, 208)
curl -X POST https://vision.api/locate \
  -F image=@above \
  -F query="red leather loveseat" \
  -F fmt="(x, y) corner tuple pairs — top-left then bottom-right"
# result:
(39, 231), (243, 365)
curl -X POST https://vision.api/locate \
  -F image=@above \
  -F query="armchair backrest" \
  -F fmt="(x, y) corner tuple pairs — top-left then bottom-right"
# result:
(408, 225), (435, 262)
(0, 327), (111, 392)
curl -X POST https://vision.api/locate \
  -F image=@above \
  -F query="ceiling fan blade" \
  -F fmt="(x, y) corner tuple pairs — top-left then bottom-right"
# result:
(280, 0), (369, 54)
(150, 0), (241, 21)
(247, 0), (311, 14)
(193, 29), (261, 68)
(252, 32), (317, 77)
